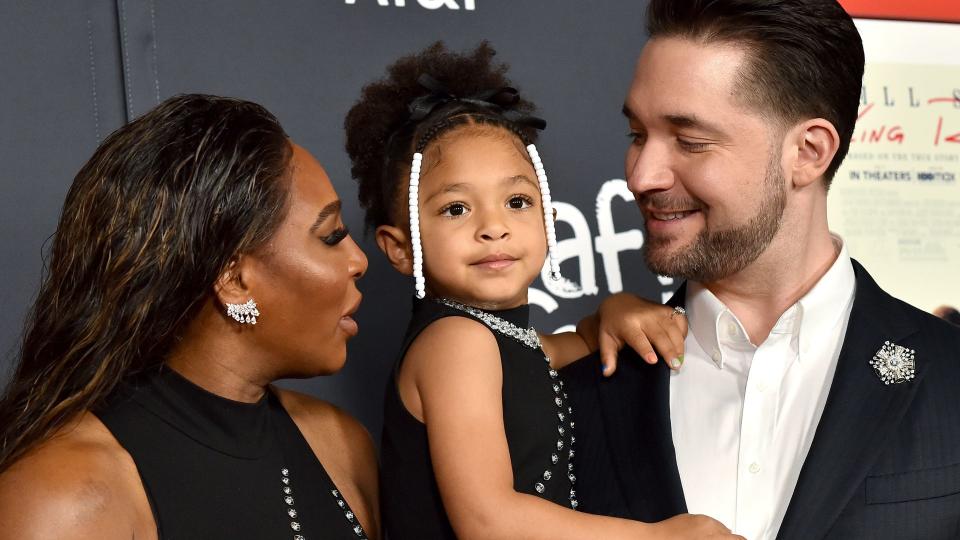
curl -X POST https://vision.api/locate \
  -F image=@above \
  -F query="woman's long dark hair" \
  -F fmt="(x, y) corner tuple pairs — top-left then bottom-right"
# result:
(0, 94), (292, 471)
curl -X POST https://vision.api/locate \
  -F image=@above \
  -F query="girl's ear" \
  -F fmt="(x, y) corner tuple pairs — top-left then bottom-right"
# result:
(376, 224), (413, 276)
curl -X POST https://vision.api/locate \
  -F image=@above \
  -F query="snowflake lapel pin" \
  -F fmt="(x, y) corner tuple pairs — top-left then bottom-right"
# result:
(870, 341), (916, 385)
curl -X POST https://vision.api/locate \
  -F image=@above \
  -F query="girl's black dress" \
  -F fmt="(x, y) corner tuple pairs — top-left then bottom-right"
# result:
(380, 298), (578, 539)
(96, 367), (367, 540)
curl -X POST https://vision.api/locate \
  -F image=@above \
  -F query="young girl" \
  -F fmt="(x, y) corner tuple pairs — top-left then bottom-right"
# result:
(346, 43), (737, 540)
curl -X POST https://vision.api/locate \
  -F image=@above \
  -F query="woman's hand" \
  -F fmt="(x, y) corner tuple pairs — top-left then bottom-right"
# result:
(577, 293), (687, 377)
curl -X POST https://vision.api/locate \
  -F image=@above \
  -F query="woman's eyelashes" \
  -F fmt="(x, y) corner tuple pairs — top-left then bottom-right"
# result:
(320, 225), (350, 246)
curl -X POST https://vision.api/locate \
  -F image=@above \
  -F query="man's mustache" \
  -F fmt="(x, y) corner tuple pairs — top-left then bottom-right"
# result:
(637, 193), (706, 212)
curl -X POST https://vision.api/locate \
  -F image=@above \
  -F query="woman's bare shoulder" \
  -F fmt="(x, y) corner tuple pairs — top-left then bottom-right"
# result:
(274, 388), (373, 456)
(0, 413), (154, 540)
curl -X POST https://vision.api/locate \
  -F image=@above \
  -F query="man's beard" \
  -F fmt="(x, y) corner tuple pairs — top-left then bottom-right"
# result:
(641, 157), (787, 283)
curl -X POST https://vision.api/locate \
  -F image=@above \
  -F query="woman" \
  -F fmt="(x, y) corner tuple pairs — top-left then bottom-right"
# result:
(0, 94), (378, 539)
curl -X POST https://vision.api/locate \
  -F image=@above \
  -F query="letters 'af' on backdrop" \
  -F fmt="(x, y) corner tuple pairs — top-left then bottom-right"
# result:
(0, 0), (665, 436)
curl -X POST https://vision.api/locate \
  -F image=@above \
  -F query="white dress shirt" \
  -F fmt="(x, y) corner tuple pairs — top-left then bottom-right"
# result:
(669, 239), (856, 540)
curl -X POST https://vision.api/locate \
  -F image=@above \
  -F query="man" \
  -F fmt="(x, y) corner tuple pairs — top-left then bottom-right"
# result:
(564, 1), (960, 539)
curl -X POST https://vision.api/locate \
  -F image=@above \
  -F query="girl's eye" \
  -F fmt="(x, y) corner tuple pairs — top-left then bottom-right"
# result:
(321, 226), (349, 246)
(440, 202), (468, 217)
(508, 195), (534, 210)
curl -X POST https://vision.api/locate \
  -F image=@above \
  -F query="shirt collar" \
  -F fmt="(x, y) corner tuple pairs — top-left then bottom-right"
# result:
(685, 235), (856, 369)
(686, 280), (729, 368)
(796, 237), (856, 362)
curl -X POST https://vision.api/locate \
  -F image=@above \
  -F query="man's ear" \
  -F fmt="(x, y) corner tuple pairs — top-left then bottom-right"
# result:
(790, 118), (840, 189)
(214, 256), (254, 307)
(376, 224), (413, 276)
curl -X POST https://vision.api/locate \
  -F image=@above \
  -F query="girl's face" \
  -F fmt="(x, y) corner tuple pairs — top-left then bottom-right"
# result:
(415, 127), (548, 310)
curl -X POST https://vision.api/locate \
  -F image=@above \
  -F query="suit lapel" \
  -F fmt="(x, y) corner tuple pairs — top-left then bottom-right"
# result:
(777, 261), (927, 539)
(598, 284), (688, 520)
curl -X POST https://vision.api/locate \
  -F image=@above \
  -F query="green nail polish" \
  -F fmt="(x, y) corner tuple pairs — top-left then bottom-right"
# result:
(678, 354), (685, 365)
(670, 358), (681, 368)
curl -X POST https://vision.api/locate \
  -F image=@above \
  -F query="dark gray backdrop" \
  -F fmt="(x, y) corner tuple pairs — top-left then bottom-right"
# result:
(0, 0), (674, 439)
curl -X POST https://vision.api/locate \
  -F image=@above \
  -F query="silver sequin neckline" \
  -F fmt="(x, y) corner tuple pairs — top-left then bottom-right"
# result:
(436, 298), (541, 348)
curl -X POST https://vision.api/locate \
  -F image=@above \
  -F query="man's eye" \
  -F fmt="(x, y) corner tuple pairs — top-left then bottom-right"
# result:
(627, 131), (647, 145)
(508, 196), (533, 210)
(678, 139), (710, 152)
(440, 203), (468, 217)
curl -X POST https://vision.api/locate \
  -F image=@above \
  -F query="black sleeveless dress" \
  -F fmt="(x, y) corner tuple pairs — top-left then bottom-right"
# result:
(380, 298), (578, 539)
(96, 367), (368, 540)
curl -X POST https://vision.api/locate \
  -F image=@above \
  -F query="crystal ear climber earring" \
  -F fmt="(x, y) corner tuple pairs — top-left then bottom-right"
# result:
(226, 299), (260, 325)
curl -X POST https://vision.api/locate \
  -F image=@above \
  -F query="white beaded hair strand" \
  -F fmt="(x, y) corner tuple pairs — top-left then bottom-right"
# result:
(409, 152), (426, 299)
(526, 144), (561, 281)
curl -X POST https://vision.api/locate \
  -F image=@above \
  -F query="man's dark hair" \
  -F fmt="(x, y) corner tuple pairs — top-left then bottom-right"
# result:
(646, 0), (864, 186)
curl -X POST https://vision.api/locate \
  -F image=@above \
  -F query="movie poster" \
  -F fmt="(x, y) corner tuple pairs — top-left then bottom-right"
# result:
(831, 2), (959, 311)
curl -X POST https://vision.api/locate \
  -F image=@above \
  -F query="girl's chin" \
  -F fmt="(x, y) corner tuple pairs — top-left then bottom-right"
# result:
(425, 276), (533, 309)
(432, 291), (528, 310)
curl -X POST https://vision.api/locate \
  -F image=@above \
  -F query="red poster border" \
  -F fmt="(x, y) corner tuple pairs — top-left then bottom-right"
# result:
(839, 0), (960, 24)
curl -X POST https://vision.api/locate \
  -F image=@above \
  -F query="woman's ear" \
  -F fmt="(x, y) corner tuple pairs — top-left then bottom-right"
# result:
(376, 225), (413, 276)
(790, 118), (840, 189)
(213, 256), (254, 307)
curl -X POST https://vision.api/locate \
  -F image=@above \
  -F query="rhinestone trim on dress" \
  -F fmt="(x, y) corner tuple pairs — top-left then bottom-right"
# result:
(436, 298), (579, 510)
(330, 489), (369, 539)
(280, 468), (305, 539)
(280, 468), (369, 539)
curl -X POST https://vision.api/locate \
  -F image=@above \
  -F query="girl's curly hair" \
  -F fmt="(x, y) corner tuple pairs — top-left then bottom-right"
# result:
(345, 41), (540, 231)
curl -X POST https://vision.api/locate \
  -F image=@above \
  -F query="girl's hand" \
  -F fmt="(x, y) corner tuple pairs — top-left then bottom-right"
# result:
(579, 293), (687, 377)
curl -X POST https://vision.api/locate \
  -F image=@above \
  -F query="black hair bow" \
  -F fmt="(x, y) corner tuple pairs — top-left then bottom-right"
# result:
(407, 73), (547, 130)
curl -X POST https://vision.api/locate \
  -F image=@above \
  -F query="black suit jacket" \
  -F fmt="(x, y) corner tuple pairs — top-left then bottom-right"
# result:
(563, 260), (960, 539)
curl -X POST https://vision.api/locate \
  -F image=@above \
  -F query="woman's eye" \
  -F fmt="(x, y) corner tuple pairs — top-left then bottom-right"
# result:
(320, 226), (349, 246)
(440, 203), (468, 217)
(508, 196), (533, 210)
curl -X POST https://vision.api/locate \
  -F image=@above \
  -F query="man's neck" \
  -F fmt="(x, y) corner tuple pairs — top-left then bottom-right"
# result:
(702, 232), (841, 345)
